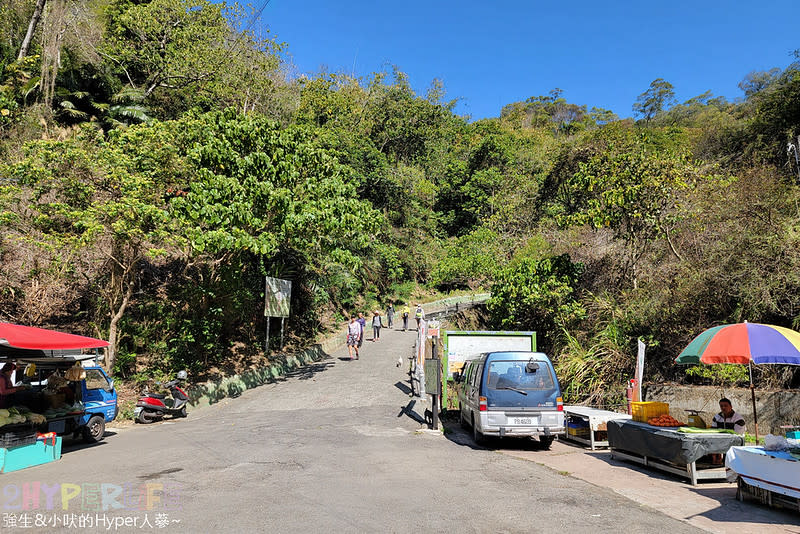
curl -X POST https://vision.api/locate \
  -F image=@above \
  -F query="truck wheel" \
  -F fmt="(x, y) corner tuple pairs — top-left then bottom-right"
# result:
(471, 415), (485, 445)
(83, 416), (106, 443)
(459, 406), (468, 429)
(539, 436), (554, 450)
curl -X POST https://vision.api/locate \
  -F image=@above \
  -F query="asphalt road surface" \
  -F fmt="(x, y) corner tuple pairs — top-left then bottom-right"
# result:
(1, 326), (702, 533)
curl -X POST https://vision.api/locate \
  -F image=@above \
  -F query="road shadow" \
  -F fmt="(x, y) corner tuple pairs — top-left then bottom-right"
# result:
(397, 399), (427, 425)
(438, 414), (550, 452)
(589, 449), (703, 484)
(686, 486), (800, 526)
(60, 431), (118, 453)
(137, 467), (184, 481)
(282, 361), (335, 381)
(394, 381), (412, 395)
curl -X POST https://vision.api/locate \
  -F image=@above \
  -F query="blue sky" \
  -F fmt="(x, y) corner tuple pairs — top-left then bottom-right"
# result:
(257, 1), (798, 120)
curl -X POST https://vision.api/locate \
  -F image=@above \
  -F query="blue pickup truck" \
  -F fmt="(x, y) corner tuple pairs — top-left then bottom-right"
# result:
(17, 359), (118, 443)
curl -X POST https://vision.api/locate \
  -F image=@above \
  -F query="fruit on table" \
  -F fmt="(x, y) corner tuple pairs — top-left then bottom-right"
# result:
(648, 415), (685, 427)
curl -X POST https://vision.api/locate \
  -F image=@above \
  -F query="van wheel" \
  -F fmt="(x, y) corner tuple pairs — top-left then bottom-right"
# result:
(471, 415), (485, 445)
(82, 416), (106, 443)
(539, 436), (554, 450)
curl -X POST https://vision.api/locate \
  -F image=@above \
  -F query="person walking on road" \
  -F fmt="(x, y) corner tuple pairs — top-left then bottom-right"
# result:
(372, 310), (384, 341)
(346, 317), (361, 360)
(415, 303), (425, 331)
(401, 304), (410, 331)
(357, 312), (366, 349)
(386, 303), (394, 329)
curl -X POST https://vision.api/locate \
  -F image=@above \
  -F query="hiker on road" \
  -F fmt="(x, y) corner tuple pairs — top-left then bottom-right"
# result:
(346, 317), (361, 360)
(357, 313), (366, 349)
(386, 303), (395, 328)
(372, 310), (384, 341)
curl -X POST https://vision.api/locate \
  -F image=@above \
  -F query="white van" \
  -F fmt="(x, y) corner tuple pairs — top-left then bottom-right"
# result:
(455, 351), (565, 448)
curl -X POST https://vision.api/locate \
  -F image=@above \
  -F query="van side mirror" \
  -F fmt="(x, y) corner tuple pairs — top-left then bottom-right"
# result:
(453, 372), (461, 383)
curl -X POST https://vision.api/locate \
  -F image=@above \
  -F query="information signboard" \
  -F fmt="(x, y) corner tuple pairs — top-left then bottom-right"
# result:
(264, 277), (292, 318)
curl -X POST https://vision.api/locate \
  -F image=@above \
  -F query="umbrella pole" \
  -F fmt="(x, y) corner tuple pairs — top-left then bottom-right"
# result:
(749, 362), (758, 444)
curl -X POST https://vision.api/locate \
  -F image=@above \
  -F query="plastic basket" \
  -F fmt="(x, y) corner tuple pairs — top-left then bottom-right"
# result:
(567, 427), (590, 437)
(0, 430), (37, 449)
(632, 402), (669, 423)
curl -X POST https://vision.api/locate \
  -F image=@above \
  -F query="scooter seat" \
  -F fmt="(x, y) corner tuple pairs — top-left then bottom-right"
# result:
(148, 392), (167, 399)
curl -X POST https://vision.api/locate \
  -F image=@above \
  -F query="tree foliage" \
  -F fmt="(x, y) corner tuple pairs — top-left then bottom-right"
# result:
(1, 2), (799, 394)
(487, 254), (585, 351)
(632, 78), (676, 122)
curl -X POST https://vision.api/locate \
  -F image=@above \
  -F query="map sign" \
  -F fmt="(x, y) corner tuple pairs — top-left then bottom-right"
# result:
(264, 277), (292, 318)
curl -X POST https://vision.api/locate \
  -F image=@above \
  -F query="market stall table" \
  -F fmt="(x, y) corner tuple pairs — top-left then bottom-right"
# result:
(0, 421), (62, 473)
(563, 406), (631, 450)
(607, 419), (744, 485)
(726, 446), (800, 511)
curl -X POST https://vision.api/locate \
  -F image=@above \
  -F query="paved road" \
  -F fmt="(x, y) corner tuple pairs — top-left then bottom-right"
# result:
(1, 326), (701, 533)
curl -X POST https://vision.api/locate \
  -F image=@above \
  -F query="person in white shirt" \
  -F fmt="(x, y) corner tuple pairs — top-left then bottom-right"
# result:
(346, 317), (361, 360)
(711, 398), (745, 435)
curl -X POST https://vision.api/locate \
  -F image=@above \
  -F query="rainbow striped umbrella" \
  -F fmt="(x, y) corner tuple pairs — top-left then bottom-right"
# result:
(675, 322), (800, 365)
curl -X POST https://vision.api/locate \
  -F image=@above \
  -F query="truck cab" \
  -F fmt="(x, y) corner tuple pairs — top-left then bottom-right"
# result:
(18, 360), (117, 443)
(77, 366), (118, 442)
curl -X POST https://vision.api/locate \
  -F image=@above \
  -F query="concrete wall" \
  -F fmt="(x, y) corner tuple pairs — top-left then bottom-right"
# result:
(187, 327), (347, 409)
(645, 383), (800, 435)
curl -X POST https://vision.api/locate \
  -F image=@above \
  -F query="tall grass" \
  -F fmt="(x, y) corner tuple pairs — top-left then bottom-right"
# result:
(555, 308), (633, 409)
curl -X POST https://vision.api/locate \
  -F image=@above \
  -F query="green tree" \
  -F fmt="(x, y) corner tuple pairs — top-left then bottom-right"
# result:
(561, 147), (696, 287)
(738, 68), (781, 98)
(102, 0), (282, 118)
(501, 89), (589, 134)
(632, 78), (675, 123)
(487, 254), (585, 351)
(430, 227), (506, 290)
(6, 123), (185, 372)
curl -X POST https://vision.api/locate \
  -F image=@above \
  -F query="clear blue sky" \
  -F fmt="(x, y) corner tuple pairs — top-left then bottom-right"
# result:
(256, 1), (798, 120)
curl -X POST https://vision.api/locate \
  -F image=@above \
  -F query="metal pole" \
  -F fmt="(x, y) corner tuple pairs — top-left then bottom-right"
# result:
(749, 362), (758, 444)
(280, 317), (285, 349)
(265, 316), (270, 353)
(431, 336), (439, 430)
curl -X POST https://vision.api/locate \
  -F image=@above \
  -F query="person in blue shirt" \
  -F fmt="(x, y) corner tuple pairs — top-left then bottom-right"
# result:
(357, 313), (367, 349)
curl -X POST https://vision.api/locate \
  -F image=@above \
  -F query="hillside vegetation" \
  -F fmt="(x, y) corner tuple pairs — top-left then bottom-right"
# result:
(1, 1), (799, 401)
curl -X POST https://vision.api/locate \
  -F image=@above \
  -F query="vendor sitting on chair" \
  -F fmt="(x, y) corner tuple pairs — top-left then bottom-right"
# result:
(0, 362), (23, 408)
(711, 398), (746, 435)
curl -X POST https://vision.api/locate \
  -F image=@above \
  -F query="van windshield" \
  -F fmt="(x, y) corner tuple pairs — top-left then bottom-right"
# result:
(486, 361), (554, 391)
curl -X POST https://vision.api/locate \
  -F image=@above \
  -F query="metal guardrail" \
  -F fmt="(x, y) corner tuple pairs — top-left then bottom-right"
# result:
(422, 293), (490, 317)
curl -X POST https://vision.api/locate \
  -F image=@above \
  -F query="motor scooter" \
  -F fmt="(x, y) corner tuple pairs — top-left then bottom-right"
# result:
(134, 370), (189, 423)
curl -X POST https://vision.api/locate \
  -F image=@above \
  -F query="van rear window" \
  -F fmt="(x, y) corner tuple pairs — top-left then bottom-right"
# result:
(486, 361), (554, 390)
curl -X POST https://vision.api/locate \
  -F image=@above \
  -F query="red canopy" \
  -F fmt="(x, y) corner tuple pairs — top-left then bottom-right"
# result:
(0, 322), (109, 350)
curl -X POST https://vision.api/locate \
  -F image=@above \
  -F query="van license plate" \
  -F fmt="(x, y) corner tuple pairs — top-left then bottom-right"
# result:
(513, 418), (532, 425)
